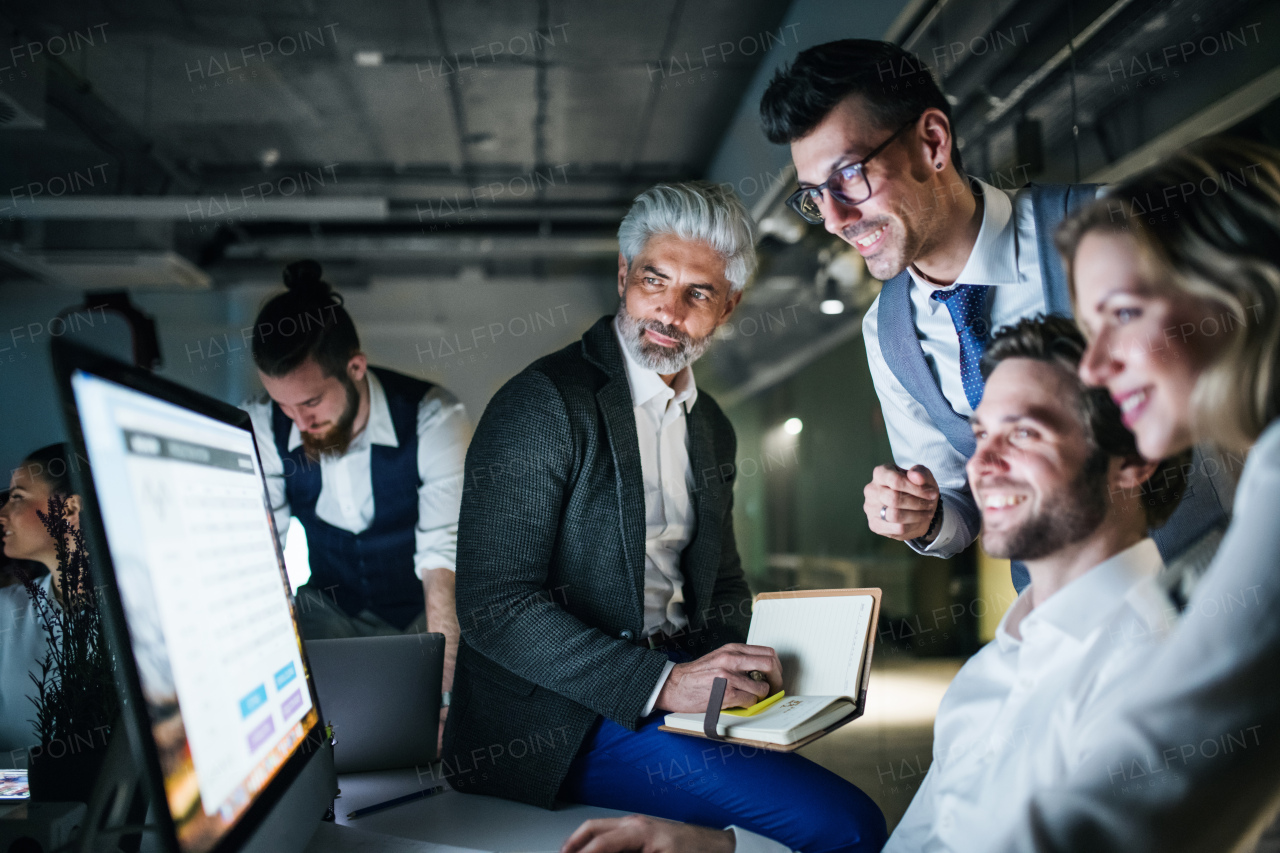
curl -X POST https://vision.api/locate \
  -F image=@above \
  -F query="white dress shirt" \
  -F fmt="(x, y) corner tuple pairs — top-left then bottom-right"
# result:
(731, 538), (1173, 853)
(997, 420), (1280, 853)
(244, 370), (469, 577)
(861, 179), (1106, 558)
(612, 318), (697, 717)
(0, 573), (53, 755)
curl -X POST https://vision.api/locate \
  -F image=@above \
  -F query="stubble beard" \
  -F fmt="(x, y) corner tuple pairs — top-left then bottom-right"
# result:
(852, 184), (949, 281)
(982, 453), (1111, 562)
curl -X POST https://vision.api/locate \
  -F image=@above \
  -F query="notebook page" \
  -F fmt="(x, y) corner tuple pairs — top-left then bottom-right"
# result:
(746, 595), (873, 697)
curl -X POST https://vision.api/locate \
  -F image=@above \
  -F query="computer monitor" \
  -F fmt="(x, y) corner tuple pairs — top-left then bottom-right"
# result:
(51, 341), (335, 853)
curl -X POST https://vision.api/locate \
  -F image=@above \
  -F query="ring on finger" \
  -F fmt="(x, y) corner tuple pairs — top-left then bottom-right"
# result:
(880, 505), (888, 521)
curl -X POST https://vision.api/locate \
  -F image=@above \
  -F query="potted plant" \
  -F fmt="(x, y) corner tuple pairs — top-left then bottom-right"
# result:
(22, 491), (119, 802)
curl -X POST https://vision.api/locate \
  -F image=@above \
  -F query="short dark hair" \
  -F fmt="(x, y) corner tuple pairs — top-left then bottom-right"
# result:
(21, 443), (84, 497)
(251, 260), (360, 379)
(760, 39), (964, 174)
(980, 315), (1189, 528)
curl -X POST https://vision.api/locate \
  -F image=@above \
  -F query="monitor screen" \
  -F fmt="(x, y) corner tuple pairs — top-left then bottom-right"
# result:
(69, 369), (320, 853)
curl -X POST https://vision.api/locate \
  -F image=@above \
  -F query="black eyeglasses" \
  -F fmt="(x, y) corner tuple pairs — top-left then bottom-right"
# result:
(785, 118), (917, 224)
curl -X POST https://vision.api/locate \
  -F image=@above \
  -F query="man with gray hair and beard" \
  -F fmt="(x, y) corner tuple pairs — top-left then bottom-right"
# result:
(443, 182), (886, 853)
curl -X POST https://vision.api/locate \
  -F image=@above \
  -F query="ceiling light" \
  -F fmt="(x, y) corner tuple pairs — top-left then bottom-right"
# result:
(824, 249), (864, 288)
(759, 211), (806, 244)
(355, 50), (383, 67)
(260, 148), (280, 168)
(465, 132), (500, 153)
(819, 276), (845, 314)
(783, 417), (803, 435)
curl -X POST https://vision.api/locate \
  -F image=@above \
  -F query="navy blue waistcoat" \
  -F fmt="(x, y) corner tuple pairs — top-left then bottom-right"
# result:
(272, 366), (433, 630)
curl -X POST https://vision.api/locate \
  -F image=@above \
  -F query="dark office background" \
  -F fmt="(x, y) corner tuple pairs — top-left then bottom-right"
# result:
(2, 0), (1278, 650)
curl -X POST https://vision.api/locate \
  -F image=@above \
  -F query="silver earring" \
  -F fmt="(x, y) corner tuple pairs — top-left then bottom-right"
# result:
(935, 162), (943, 170)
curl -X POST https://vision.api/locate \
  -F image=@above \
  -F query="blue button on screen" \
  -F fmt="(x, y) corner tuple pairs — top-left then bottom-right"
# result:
(274, 662), (296, 690)
(239, 685), (267, 718)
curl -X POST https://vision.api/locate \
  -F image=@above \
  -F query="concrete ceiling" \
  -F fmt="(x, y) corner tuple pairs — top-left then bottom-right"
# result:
(0, 0), (794, 284)
(1, 0), (1277, 405)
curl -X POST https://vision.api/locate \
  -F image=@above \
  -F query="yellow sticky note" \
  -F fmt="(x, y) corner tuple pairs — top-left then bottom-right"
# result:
(722, 690), (786, 717)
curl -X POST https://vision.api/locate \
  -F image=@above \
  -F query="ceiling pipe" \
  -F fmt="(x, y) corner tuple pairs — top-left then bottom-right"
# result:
(6, 198), (390, 221)
(223, 234), (620, 260)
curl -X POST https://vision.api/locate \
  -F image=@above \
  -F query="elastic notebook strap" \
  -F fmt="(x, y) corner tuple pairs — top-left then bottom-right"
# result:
(703, 677), (727, 740)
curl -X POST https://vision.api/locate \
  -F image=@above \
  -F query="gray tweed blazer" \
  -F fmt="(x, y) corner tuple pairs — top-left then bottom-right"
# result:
(441, 315), (752, 808)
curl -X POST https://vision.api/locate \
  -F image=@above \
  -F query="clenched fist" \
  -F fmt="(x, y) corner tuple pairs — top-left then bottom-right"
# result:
(864, 463), (940, 542)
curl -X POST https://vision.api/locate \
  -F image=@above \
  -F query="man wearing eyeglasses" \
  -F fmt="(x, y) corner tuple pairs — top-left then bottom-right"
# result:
(754, 39), (1207, 591)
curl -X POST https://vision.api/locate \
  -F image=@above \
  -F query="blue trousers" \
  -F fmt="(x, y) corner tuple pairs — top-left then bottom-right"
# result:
(560, 697), (887, 852)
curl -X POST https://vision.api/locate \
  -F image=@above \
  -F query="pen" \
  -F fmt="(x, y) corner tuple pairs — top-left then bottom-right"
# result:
(346, 785), (447, 819)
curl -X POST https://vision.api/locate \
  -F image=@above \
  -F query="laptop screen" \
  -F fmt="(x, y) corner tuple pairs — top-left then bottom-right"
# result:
(70, 369), (319, 853)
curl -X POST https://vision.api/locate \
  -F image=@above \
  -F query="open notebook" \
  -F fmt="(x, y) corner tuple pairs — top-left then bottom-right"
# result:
(660, 589), (881, 751)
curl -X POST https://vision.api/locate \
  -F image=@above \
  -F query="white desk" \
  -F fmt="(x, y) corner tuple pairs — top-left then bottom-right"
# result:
(311, 768), (630, 853)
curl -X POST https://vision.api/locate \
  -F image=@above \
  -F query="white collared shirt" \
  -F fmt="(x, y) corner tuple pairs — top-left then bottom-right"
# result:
(884, 538), (1173, 853)
(861, 178), (1107, 557)
(613, 317), (697, 638)
(244, 370), (469, 577)
(730, 538), (1175, 853)
(612, 319), (699, 718)
(994, 421), (1280, 853)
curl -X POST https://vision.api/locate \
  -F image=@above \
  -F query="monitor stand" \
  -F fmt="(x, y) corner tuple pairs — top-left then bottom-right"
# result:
(77, 721), (338, 853)
(74, 718), (146, 853)
(236, 740), (338, 853)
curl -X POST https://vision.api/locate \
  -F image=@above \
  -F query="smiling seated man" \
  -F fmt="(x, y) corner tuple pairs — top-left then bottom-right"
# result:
(565, 315), (1187, 853)
(443, 182), (886, 853)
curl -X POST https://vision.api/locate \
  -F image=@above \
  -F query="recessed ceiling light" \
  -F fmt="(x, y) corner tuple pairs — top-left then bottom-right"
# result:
(464, 132), (500, 153)
(260, 148), (280, 168)
(784, 417), (803, 435)
(355, 50), (383, 67)
(820, 275), (846, 314)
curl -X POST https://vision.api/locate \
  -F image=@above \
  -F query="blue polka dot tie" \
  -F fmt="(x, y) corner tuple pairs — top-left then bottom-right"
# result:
(930, 284), (990, 411)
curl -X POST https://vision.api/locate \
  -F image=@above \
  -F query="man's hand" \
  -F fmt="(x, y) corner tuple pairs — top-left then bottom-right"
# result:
(424, 568), (459, 753)
(562, 815), (734, 853)
(864, 464), (940, 542)
(654, 643), (781, 713)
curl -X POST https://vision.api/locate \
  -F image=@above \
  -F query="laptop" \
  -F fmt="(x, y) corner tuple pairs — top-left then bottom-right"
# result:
(305, 634), (444, 774)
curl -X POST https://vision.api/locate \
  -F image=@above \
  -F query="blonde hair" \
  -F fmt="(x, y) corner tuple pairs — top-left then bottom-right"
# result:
(1056, 136), (1280, 453)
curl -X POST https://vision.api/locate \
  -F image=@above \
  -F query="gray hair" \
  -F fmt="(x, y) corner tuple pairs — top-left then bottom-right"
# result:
(617, 181), (758, 292)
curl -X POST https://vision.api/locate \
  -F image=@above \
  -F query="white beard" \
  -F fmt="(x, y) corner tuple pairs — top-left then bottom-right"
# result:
(615, 302), (715, 374)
